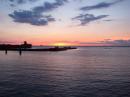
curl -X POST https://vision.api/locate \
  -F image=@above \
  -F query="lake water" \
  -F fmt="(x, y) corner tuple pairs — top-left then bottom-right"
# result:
(0, 47), (130, 97)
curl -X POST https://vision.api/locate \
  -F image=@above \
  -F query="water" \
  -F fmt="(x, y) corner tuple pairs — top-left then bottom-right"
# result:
(0, 47), (130, 97)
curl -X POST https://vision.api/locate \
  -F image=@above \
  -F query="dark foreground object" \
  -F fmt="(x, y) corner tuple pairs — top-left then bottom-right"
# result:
(0, 41), (77, 52)
(0, 41), (32, 49)
(0, 47), (77, 52)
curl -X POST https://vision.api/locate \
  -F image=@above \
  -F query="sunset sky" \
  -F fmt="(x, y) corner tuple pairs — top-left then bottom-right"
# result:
(0, 0), (130, 46)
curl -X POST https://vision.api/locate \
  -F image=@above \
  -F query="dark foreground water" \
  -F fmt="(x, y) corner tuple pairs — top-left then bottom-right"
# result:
(0, 47), (130, 97)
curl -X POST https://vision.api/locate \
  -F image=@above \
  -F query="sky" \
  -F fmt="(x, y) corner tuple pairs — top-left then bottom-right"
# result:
(0, 0), (130, 46)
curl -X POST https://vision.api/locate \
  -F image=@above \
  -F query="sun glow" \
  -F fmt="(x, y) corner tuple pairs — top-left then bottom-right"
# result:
(52, 43), (70, 46)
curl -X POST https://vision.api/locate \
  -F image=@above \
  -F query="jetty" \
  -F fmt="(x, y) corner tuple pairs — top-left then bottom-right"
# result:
(0, 41), (77, 55)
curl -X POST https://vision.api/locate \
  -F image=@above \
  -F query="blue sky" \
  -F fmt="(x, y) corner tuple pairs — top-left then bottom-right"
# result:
(0, 0), (130, 46)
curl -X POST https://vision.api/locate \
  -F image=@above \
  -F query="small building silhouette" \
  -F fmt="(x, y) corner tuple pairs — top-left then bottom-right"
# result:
(20, 41), (32, 48)
(0, 41), (32, 50)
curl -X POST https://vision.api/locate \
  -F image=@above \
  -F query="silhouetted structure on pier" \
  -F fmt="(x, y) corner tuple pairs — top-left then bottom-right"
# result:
(0, 41), (32, 50)
(0, 41), (77, 56)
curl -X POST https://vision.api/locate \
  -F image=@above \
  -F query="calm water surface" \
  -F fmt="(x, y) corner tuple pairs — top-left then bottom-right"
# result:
(0, 47), (130, 97)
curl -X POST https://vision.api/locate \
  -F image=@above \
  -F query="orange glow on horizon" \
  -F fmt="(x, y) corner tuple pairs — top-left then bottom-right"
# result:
(51, 43), (71, 46)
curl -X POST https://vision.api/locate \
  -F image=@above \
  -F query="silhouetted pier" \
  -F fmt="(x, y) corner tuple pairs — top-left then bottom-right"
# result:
(0, 41), (77, 55)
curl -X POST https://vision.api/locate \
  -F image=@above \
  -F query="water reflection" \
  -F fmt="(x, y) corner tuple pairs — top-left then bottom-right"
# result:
(0, 47), (130, 97)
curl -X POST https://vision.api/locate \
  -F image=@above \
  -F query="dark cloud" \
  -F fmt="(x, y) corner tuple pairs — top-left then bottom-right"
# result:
(9, 0), (68, 26)
(9, 10), (55, 26)
(72, 14), (108, 26)
(9, 0), (37, 4)
(101, 39), (130, 46)
(9, 0), (67, 5)
(8, 0), (37, 7)
(33, 0), (68, 13)
(73, 0), (125, 26)
(80, 0), (125, 11)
